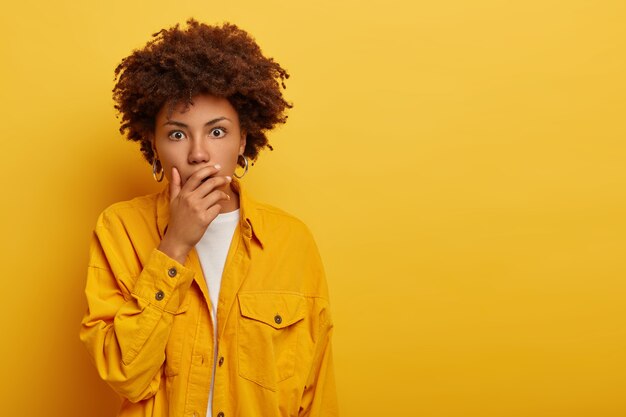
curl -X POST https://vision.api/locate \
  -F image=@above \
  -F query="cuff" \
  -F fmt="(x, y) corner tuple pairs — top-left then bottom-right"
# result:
(131, 248), (195, 314)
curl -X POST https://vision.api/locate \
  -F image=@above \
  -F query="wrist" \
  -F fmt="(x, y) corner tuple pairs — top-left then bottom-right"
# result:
(158, 237), (192, 265)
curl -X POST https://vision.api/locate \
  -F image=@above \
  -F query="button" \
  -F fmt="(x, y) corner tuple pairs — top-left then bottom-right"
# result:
(168, 267), (177, 278)
(218, 356), (224, 367)
(217, 412), (224, 417)
(155, 290), (165, 301)
(274, 314), (282, 325)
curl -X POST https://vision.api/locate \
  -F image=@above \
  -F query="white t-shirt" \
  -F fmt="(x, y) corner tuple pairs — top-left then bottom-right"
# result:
(194, 208), (239, 417)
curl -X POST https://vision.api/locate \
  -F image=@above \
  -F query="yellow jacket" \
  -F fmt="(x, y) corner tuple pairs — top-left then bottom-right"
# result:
(79, 179), (338, 417)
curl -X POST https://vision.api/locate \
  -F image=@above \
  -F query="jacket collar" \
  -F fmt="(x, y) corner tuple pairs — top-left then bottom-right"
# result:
(156, 177), (265, 249)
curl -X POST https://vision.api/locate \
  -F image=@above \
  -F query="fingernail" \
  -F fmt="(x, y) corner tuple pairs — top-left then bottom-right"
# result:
(215, 164), (221, 170)
(226, 176), (232, 181)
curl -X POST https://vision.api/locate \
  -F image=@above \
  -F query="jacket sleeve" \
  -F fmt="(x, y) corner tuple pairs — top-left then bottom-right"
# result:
(299, 231), (339, 416)
(79, 210), (195, 403)
(299, 302), (339, 417)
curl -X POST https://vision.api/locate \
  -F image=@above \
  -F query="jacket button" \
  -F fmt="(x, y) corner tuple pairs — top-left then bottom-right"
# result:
(155, 290), (165, 301)
(274, 314), (282, 325)
(217, 412), (224, 417)
(168, 267), (177, 278)
(218, 356), (224, 367)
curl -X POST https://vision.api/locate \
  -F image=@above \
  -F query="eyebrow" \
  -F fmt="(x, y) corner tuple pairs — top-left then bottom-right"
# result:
(163, 117), (231, 128)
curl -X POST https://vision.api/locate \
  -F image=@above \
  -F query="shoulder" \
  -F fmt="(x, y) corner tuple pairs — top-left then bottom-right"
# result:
(250, 200), (317, 244)
(96, 192), (160, 231)
(255, 201), (309, 228)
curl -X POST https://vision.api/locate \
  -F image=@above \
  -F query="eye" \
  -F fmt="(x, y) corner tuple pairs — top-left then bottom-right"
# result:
(168, 130), (186, 141)
(209, 127), (227, 138)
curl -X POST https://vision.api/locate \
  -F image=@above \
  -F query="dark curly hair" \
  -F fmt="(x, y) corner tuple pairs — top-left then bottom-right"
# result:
(112, 18), (291, 165)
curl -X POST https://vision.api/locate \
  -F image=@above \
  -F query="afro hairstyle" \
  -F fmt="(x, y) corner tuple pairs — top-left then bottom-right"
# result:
(112, 18), (292, 166)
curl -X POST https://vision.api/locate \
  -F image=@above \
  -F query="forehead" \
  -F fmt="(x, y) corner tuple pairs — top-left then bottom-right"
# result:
(157, 94), (239, 122)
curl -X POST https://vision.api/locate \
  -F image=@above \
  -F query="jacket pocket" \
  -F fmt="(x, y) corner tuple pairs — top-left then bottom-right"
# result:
(237, 292), (306, 391)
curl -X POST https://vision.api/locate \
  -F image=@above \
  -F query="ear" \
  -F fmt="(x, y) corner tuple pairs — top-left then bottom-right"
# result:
(148, 132), (158, 157)
(239, 129), (247, 155)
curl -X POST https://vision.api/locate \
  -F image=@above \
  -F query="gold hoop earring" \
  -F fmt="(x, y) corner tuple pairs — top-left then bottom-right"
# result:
(152, 158), (164, 182)
(234, 154), (249, 179)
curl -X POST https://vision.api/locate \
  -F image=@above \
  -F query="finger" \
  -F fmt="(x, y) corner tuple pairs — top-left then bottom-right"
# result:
(195, 175), (232, 198)
(182, 164), (222, 192)
(200, 189), (231, 210)
(170, 167), (182, 202)
(203, 203), (223, 223)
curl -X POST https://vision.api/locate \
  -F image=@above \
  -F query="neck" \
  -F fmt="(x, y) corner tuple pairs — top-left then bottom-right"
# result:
(220, 182), (241, 213)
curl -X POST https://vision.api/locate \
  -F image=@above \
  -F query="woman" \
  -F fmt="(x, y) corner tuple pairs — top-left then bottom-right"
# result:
(80, 19), (337, 417)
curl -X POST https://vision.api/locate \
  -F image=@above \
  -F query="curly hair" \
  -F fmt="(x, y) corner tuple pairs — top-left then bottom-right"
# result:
(112, 18), (291, 165)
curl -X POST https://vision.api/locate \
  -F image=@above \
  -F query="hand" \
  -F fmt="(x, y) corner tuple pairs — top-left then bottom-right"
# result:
(158, 165), (232, 264)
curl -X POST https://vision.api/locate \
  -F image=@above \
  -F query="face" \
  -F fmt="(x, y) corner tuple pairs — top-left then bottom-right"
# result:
(152, 94), (246, 187)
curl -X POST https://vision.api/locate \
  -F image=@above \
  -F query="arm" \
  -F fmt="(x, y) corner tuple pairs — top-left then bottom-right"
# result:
(299, 230), (339, 416)
(299, 302), (339, 417)
(79, 219), (194, 403)
(79, 165), (231, 401)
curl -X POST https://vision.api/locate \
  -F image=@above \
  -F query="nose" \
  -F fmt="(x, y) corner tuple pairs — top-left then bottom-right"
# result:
(188, 138), (210, 164)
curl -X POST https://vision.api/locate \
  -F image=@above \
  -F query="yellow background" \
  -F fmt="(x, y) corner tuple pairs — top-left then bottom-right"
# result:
(1, 0), (625, 415)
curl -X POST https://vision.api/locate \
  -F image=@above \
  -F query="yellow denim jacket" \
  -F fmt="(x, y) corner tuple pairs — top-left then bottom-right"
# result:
(79, 179), (337, 417)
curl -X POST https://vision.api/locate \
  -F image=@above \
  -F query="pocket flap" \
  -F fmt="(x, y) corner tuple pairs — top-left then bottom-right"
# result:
(238, 292), (306, 329)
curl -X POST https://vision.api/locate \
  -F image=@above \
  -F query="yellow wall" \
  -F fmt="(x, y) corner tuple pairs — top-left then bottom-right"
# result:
(1, 1), (625, 415)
